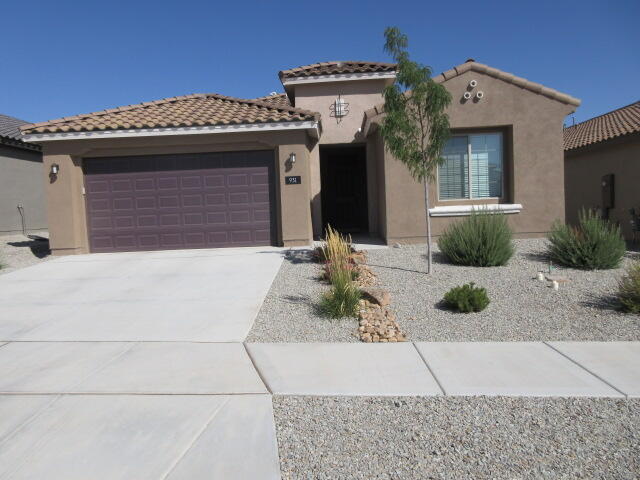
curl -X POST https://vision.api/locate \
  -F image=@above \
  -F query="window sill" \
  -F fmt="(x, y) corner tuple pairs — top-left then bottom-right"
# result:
(429, 203), (523, 217)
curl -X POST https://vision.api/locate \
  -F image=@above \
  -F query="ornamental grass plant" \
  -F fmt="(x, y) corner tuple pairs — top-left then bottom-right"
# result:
(317, 225), (361, 318)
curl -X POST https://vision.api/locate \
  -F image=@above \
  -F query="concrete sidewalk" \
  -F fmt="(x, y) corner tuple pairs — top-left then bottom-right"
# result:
(0, 340), (638, 479)
(247, 341), (640, 398)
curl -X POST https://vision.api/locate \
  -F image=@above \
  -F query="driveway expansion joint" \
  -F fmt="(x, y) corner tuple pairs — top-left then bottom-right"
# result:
(243, 342), (273, 394)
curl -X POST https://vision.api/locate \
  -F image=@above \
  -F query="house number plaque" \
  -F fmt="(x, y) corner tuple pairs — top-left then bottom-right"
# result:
(285, 176), (301, 185)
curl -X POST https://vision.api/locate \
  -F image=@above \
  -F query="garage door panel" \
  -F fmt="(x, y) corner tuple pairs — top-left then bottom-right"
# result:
(84, 151), (275, 253)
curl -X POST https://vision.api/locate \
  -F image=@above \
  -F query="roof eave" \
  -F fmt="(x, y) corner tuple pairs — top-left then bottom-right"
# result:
(281, 71), (396, 87)
(22, 120), (321, 143)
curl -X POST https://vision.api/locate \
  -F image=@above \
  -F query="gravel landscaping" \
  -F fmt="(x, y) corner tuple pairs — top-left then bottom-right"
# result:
(247, 239), (639, 342)
(274, 395), (640, 479)
(0, 231), (51, 275)
(247, 249), (359, 342)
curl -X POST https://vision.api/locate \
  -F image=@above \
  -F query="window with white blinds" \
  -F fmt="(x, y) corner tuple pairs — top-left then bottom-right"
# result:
(438, 133), (503, 200)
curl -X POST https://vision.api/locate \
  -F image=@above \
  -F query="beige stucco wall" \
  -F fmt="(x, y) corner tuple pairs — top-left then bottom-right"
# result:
(292, 79), (390, 237)
(40, 130), (314, 254)
(565, 134), (639, 241)
(376, 69), (576, 243)
(0, 145), (47, 233)
(293, 80), (388, 144)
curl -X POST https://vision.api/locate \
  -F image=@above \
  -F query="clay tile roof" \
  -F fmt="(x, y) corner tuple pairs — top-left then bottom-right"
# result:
(20, 93), (319, 135)
(564, 100), (640, 151)
(0, 113), (41, 150)
(252, 93), (291, 108)
(279, 61), (397, 80)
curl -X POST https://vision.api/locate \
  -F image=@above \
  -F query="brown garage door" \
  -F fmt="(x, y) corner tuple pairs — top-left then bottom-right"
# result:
(83, 151), (276, 253)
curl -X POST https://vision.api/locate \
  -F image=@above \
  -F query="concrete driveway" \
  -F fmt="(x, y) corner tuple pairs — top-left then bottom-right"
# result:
(0, 247), (284, 479)
(0, 246), (283, 342)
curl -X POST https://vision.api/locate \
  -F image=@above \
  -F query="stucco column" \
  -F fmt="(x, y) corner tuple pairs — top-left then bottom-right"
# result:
(43, 154), (89, 254)
(382, 146), (427, 244)
(276, 144), (313, 246)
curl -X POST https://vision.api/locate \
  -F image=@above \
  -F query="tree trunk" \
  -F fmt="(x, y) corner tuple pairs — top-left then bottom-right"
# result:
(423, 179), (433, 274)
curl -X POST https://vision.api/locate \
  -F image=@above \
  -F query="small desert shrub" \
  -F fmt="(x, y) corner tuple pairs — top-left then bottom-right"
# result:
(443, 283), (490, 313)
(319, 268), (361, 318)
(618, 261), (640, 313)
(548, 209), (626, 270)
(438, 211), (514, 266)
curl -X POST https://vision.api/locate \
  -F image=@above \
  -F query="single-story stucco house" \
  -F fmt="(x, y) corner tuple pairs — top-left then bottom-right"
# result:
(564, 100), (639, 241)
(21, 60), (580, 255)
(0, 114), (46, 233)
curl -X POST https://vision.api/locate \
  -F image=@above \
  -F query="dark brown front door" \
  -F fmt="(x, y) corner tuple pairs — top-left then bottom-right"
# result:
(83, 151), (275, 253)
(320, 145), (369, 233)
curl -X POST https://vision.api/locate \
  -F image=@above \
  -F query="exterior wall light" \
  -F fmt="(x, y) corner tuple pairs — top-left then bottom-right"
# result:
(289, 153), (296, 165)
(50, 163), (59, 175)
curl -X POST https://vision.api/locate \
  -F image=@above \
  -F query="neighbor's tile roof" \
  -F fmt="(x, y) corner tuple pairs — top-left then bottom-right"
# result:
(564, 100), (640, 151)
(21, 93), (319, 135)
(0, 113), (41, 150)
(252, 93), (291, 108)
(1, 113), (30, 140)
(279, 61), (396, 80)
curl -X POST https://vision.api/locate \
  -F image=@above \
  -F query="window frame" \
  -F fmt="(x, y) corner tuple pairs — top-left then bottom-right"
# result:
(437, 131), (505, 202)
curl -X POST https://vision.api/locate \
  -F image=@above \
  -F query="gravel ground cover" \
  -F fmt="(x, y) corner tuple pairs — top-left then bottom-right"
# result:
(0, 231), (51, 275)
(247, 249), (358, 342)
(247, 239), (639, 342)
(367, 239), (639, 341)
(274, 395), (640, 480)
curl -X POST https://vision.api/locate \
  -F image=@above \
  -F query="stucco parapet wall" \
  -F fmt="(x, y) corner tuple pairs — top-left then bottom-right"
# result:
(362, 61), (581, 136)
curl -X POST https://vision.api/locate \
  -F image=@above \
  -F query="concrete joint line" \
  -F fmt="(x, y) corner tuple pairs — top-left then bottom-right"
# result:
(65, 342), (140, 393)
(0, 394), (63, 450)
(542, 341), (628, 398)
(411, 342), (447, 396)
(243, 343), (273, 394)
(160, 397), (231, 479)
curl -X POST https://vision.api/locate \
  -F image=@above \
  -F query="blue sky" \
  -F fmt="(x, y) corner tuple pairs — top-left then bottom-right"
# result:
(3, 0), (638, 125)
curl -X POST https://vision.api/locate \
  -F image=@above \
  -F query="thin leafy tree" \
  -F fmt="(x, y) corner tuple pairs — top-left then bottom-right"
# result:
(381, 27), (452, 273)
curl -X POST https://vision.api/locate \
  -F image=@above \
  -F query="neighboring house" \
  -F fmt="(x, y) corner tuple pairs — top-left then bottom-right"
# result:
(0, 114), (46, 233)
(564, 100), (640, 241)
(21, 60), (579, 255)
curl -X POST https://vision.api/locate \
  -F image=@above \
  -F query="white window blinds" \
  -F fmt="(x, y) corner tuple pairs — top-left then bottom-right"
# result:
(439, 133), (503, 200)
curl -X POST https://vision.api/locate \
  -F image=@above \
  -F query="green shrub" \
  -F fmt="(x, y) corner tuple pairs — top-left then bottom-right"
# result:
(443, 283), (490, 313)
(548, 209), (626, 270)
(319, 268), (361, 318)
(438, 210), (514, 266)
(618, 261), (640, 313)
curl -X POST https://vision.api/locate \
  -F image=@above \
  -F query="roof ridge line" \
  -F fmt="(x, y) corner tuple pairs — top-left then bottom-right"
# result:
(20, 93), (205, 131)
(21, 93), (319, 133)
(200, 93), (318, 118)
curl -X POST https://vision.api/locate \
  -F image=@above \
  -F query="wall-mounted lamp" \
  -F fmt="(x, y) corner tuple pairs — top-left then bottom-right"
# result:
(50, 163), (59, 175)
(289, 153), (296, 165)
